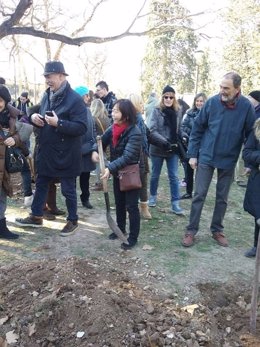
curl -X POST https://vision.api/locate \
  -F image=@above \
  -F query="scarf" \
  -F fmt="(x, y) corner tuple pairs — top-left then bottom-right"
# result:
(163, 107), (177, 144)
(112, 123), (128, 147)
(49, 81), (68, 109)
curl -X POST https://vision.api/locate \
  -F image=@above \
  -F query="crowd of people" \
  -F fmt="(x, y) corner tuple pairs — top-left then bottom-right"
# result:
(0, 63), (259, 255)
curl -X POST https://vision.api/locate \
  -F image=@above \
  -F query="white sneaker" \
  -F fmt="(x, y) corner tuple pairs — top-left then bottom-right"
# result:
(24, 194), (34, 207)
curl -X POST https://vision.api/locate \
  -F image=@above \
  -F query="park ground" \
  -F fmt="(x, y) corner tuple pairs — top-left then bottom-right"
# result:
(1, 169), (260, 346)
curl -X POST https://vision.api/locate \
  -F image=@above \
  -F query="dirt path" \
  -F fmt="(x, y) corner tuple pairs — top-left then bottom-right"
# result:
(1, 182), (260, 346)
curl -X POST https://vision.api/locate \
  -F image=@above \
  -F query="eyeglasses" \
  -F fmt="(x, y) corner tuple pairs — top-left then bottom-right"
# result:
(164, 96), (174, 100)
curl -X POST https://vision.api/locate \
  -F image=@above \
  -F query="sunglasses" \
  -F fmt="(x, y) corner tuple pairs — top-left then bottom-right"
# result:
(164, 96), (174, 100)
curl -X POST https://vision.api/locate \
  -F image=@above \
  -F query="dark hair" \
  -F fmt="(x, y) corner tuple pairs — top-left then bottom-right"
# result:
(192, 93), (207, 110)
(96, 80), (109, 91)
(0, 77), (6, 84)
(223, 72), (241, 88)
(113, 99), (136, 125)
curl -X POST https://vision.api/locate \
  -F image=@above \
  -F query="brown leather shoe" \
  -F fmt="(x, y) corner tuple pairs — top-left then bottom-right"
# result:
(212, 232), (228, 247)
(182, 233), (195, 247)
(43, 210), (56, 220)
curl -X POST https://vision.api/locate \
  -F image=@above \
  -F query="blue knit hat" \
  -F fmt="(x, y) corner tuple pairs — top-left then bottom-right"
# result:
(74, 86), (89, 97)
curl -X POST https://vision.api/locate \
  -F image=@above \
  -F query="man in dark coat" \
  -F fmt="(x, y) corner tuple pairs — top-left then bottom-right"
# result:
(15, 61), (88, 236)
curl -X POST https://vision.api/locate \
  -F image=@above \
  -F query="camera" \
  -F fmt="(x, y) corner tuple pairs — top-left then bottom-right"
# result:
(45, 111), (54, 117)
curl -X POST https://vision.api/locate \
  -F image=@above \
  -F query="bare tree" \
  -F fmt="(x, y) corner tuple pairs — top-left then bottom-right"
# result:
(0, 0), (207, 46)
(0, 0), (152, 45)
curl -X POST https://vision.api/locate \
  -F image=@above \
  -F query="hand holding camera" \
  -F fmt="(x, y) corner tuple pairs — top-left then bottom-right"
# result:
(45, 110), (58, 127)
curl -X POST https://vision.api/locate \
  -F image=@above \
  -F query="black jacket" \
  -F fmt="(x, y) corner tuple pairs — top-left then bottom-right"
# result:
(81, 107), (96, 173)
(181, 108), (200, 139)
(243, 125), (260, 219)
(30, 82), (88, 177)
(102, 124), (142, 175)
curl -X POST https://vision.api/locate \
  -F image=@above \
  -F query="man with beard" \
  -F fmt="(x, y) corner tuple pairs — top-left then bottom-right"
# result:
(15, 61), (88, 236)
(182, 72), (255, 248)
(95, 80), (117, 120)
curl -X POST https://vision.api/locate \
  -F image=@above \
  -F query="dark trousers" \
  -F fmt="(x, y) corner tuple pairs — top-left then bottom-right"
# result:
(31, 175), (78, 221)
(113, 176), (140, 243)
(183, 159), (194, 195)
(187, 164), (234, 234)
(21, 159), (33, 197)
(254, 219), (260, 247)
(79, 172), (90, 202)
(139, 155), (149, 202)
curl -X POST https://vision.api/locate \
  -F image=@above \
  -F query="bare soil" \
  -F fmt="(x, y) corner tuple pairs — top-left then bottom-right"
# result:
(1, 175), (260, 346)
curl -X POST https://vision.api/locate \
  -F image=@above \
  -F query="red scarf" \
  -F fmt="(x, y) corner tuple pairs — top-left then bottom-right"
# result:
(112, 123), (128, 147)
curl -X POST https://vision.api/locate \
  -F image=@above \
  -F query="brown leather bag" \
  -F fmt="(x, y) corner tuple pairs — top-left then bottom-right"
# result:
(118, 164), (142, 191)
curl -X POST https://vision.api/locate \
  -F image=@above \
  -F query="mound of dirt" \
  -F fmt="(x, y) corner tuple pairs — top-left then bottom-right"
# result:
(1, 257), (260, 347)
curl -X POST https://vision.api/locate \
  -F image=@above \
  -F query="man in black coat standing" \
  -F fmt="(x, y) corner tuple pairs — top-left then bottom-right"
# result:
(15, 61), (88, 236)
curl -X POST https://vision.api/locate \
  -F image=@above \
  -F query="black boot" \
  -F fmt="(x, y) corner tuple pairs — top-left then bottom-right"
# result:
(82, 200), (93, 209)
(0, 218), (19, 240)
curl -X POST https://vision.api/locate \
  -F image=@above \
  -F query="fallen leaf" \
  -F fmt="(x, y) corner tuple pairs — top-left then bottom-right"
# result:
(76, 331), (85, 338)
(142, 244), (154, 251)
(6, 330), (18, 344)
(181, 304), (199, 315)
(31, 291), (39, 297)
(0, 317), (9, 326)
(32, 244), (51, 252)
(28, 323), (36, 336)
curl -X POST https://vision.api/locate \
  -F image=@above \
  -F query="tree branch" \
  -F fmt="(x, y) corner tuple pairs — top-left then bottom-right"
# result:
(0, 0), (32, 37)
(3, 26), (166, 46)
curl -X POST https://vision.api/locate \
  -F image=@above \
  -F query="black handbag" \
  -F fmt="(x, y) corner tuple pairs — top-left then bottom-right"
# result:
(5, 146), (25, 173)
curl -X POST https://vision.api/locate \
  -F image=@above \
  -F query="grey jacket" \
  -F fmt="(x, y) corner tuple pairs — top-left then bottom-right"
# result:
(148, 107), (182, 158)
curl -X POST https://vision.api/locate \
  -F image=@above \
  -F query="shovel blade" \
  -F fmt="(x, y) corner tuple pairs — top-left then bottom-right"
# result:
(106, 212), (129, 244)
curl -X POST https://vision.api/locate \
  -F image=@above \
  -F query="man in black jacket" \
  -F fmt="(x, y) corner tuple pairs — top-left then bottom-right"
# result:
(15, 61), (88, 236)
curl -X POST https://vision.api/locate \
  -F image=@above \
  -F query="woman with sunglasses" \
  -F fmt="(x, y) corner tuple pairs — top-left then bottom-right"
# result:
(148, 85), (184, 215)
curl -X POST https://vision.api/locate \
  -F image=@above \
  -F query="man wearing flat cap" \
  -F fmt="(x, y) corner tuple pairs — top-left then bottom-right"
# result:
(15, 61), (88, 236)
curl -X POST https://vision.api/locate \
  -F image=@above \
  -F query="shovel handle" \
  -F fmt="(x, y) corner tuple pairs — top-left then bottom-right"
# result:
(97, 136), (108, 193)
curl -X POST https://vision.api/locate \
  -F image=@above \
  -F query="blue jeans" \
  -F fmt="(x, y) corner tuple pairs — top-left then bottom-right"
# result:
(150, 154), (180, 202)
(31, 175), (78, 221)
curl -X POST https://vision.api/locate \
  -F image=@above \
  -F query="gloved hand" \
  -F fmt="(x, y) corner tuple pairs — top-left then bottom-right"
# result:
(164, 142), (178, 152)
